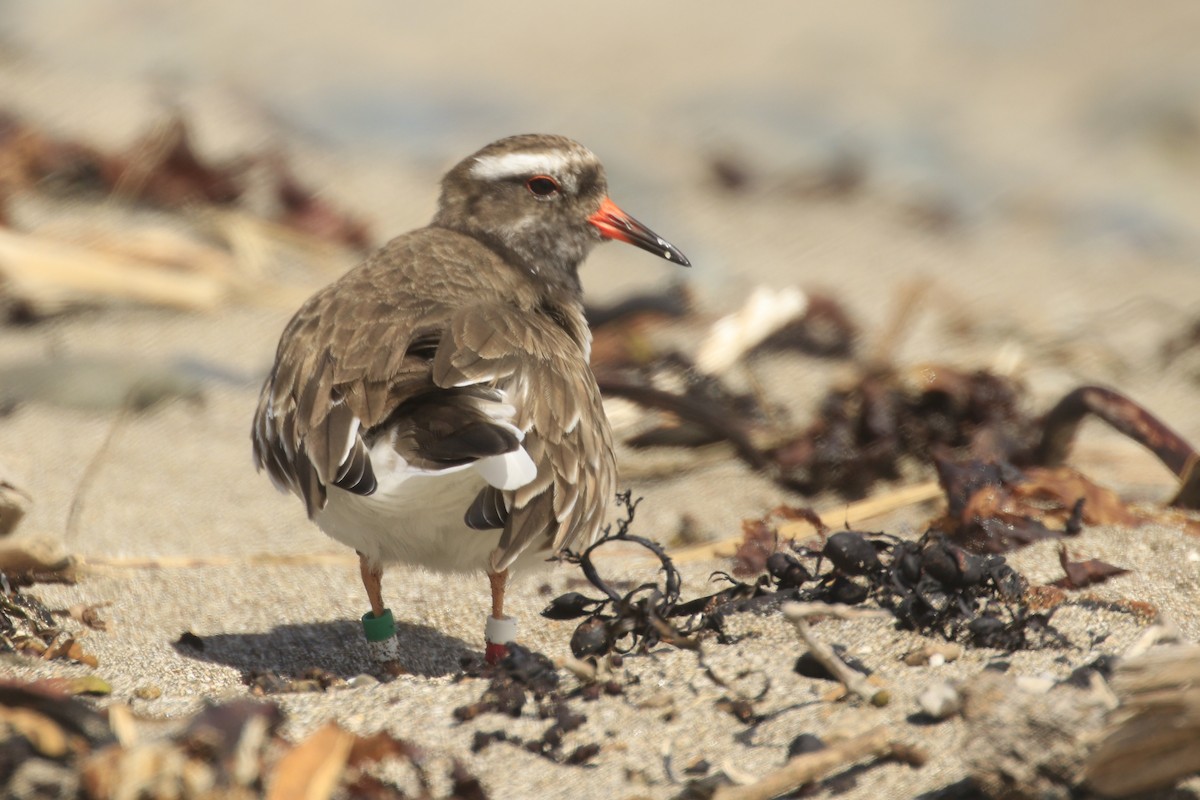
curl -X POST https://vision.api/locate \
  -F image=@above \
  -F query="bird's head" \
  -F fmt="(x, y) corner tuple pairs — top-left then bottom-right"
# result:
(434, 134), (689, 292)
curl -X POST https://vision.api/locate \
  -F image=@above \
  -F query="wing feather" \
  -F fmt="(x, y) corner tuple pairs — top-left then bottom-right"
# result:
(251, 228), (616, 565)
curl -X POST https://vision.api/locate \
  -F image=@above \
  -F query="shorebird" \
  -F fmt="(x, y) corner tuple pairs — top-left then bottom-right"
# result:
(252, 134), (689, 669)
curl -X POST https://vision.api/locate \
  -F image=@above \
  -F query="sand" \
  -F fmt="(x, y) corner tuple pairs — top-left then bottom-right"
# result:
(2, 2), (1200, 798)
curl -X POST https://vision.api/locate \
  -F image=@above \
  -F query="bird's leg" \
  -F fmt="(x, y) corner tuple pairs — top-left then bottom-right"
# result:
(484, 569), (516, 665)
(358, 551), (402, 674)
(359, 552), (386, 617)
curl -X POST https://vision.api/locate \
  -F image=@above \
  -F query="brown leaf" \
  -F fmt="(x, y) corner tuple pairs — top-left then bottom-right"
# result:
(40, 633), (75, 661)
(932, 455), (1073, 552)
(65, 640), (99, 668)
(732, 518), (777, 576)
(1052, 545), (1131, 590)
(266, 722), (354, 800)
(731, 506), (827, 576)
(771, 505), (829, 534)
(1016, 467), (1140, 527)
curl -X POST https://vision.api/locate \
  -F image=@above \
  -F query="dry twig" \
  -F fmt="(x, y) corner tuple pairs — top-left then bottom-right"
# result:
(712, 726), (916, 800)
(782, 602), (889, 706)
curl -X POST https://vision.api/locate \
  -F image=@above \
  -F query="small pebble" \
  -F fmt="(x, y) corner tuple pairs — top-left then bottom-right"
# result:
(903, 643), (962, 666)
(917, 681), (962, 720)
(1015, 675), (1055, 694)
(347, 674), (379, 689)
(133, 685), (162, 700)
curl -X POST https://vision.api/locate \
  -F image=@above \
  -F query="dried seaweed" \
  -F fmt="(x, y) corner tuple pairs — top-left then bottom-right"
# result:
(597, 367), (770, 466)
(549, 491), (692, 657)
(772, 365), (1034, 498)
(0, 108), (373, 250)
(1034, 385), (1200, 509)
(550, 492), (1068, 659)
(453, 645), (607, 767)
(609, 353), (1199, 523)
(0, 574), (98, 666)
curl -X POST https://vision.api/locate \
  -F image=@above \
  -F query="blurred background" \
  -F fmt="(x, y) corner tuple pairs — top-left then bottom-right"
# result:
(0, 0), (1198, 557)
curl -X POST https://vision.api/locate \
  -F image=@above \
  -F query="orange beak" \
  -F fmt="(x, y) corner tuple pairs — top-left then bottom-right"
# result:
(587, 197), (690, 266)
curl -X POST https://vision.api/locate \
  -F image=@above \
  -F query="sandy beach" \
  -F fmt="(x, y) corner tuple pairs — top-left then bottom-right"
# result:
(2, 3), (1200, 798)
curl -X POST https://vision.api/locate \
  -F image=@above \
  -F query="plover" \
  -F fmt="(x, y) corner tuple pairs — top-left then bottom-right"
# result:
(252, 134), (688, 668)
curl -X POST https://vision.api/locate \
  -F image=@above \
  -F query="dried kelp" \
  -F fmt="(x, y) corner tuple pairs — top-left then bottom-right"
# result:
(453, 645), (607, 767)
(0, 685), (486, 799)
(548, 492), (691, 658)
(0, 109), (372, 250)
(549, 496), (1066, 659)
(0, 574), (98, 666)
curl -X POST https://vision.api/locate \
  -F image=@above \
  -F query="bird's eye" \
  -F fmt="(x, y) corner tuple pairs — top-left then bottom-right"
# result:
(525, 175), (560, 197)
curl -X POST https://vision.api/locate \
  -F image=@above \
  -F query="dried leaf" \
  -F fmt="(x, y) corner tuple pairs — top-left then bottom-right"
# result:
(65, 640), (99, 668)
(929, 455), (1147, 552)
(1016, 467), (1140, 527)
(732, 517), (777, 576)
(266, 722), (354, 800)
(1052, 546), (1131, 590)
(40, 633), (75, 661)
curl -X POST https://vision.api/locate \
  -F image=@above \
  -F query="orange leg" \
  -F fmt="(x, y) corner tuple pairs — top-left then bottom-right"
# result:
(358, 551), (403, 675)
(489, 569), (508, 619)
(359, 552), (386, 617)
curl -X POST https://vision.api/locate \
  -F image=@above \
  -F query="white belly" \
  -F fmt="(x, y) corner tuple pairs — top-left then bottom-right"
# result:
(315, 468), (486, 571)
(314, 464), (551, 576)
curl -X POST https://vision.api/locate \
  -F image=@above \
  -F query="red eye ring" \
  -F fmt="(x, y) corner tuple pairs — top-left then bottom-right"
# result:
(525, 175), (560, 197)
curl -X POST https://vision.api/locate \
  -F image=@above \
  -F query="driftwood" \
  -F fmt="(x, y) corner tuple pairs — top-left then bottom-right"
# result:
(0, 228), (227, 313)
(1085, 644), (1200, 797)
(712, 726), (921, 800)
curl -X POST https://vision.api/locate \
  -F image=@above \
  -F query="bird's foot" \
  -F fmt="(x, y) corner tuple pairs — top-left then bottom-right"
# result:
(484, 615), (517, 666)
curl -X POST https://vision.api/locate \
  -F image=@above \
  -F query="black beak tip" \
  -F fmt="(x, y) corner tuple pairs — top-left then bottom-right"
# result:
(659, 242), (691, 267)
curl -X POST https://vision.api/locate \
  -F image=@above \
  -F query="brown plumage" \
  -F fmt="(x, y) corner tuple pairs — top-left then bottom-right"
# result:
(251, 134), (688, 665)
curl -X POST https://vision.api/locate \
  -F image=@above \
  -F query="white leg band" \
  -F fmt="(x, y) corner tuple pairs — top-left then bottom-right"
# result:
(367, 635), (401, 663)
(485, 615), (518, 645)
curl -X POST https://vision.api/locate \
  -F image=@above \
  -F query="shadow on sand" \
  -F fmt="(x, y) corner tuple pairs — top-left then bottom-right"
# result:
(173, 618), (476, 680)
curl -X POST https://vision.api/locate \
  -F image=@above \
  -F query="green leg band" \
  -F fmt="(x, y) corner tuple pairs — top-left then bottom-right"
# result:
(361, 609), (396, 642)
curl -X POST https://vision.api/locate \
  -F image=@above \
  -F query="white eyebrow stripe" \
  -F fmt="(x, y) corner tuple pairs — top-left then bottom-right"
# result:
(470, 151), (581, 184)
